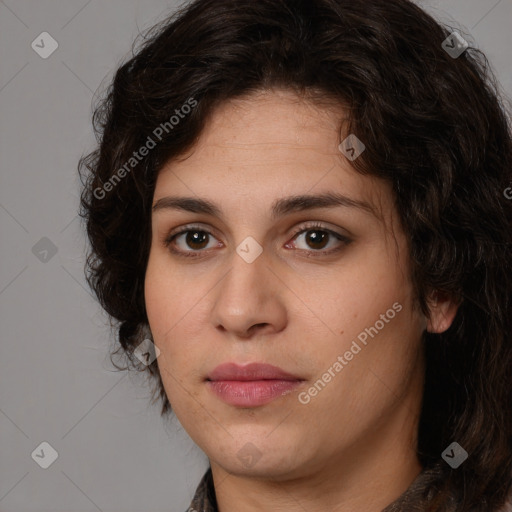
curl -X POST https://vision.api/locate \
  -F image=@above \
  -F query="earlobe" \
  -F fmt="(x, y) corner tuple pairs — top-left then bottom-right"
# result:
(426, 290), (460, 333)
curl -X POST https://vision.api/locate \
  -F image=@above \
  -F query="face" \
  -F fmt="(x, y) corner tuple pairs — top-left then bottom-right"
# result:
(144, 89), (429, 481)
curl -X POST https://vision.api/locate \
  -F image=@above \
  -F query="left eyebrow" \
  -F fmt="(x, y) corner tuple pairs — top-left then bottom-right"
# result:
(152, 192), (378, 220)
(270, 192), (378, 220)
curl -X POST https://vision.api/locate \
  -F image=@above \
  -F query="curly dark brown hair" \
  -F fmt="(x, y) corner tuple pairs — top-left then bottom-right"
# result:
(78, 0), (512, 509)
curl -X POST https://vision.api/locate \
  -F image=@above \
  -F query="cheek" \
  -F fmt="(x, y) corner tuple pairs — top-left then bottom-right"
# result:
(144, 260), (170, 338)
(304, 256), (418, 377)
(304, 258), (406, 335)
(144, 253), (186, 356)
(145, 264), (198, 406)
(144, 254), (207, 371)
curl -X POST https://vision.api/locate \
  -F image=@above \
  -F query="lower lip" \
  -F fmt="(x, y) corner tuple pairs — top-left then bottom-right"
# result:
(206, 380), (303, 407)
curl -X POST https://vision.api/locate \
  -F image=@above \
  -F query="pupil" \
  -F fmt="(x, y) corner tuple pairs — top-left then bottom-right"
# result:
(307, 230), (328, 249)
(187, 231), (208, 249)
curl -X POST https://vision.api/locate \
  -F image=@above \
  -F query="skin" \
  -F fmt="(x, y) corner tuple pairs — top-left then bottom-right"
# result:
(144, 88), (458, 512)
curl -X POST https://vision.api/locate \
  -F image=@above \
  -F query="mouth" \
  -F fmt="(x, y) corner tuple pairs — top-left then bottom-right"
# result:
(206, 362), (305, 407)
(206, 379), (304, 407)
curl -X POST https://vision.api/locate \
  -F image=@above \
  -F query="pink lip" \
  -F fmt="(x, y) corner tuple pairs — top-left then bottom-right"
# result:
(207, 362), (302, 381)
(206, 363), (305, 407)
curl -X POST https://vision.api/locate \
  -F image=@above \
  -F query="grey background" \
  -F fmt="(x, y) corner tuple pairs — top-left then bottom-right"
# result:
(0, 1), (511, 511)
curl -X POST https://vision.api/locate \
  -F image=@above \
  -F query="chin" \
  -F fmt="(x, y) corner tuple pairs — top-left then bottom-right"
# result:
(209, 437), (309, 479)
(217, 455), (299, 480)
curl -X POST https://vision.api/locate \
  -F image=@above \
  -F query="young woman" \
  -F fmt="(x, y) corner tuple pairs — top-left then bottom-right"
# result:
(79, 0), (512, 510)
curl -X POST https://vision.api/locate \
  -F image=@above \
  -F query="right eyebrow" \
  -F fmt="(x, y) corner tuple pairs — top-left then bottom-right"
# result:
(152, 196), (222, 217)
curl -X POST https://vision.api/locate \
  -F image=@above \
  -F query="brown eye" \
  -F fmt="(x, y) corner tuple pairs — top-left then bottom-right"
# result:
(184, 230), (210, 250)
(303, 230), (329, 250)
(164, 226), (220, 257)
(288, 224), (350, 255)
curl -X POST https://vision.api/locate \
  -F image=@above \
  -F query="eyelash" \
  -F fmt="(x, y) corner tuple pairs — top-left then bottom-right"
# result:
(163, 222), (352, 259)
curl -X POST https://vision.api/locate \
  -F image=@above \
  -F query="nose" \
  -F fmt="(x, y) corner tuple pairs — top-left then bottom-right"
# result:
(210, 245), (288, 339)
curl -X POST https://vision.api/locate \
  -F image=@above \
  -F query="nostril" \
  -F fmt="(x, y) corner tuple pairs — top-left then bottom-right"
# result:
(249, 323), (270, 333)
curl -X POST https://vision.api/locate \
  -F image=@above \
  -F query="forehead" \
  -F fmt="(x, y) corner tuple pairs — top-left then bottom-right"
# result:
(155, 88), (393, 225)
(189, 88), (346, 156)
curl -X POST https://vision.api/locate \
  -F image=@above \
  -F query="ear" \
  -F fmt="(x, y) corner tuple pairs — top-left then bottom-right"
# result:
(425, 290), (460, 333)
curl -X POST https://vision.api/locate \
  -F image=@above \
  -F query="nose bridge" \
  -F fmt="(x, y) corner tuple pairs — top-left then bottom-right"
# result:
(219, 243), (269, 313)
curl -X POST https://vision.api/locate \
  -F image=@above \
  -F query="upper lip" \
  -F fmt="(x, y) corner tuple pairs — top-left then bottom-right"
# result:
(207, 362), (303, 381)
